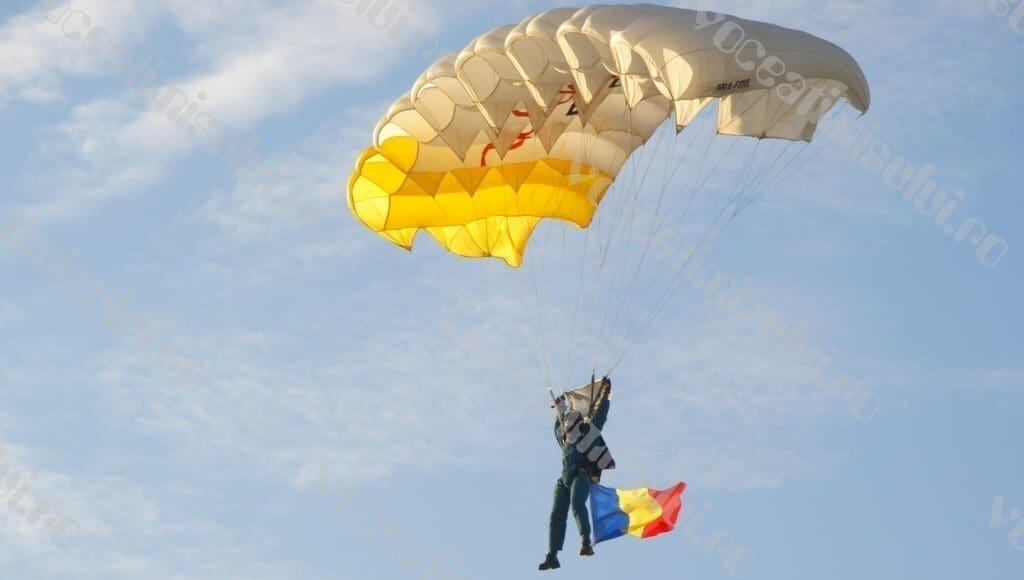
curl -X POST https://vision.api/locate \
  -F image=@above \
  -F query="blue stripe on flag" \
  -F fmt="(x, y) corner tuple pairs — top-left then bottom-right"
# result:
(590, 483), (629, 543)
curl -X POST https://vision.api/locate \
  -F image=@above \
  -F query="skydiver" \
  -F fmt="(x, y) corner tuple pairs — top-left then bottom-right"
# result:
(539, 376), (614, 572)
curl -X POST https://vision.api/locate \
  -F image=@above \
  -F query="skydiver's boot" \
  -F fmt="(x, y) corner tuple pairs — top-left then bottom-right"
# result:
(538, 552), (560, 571)
(579, 538), (594, 556)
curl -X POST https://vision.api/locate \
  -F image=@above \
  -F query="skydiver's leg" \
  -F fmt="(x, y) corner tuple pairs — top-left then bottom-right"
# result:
(541, 479), (570, 570)
(569, 472), (593, 553)
(548, 478), (570, 553)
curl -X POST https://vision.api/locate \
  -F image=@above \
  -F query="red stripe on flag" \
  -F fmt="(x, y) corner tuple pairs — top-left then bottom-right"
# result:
(641, 483), (687, 539)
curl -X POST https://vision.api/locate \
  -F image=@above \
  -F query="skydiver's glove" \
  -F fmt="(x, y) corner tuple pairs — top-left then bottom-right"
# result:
(553, 395), (568, 415)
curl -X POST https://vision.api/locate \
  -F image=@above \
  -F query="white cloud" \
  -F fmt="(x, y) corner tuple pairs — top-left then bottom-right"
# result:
(92, 322), (510, 488)
(196, 114), (373, 243)
(0, 432), (309, 579)
(0, 1), (159, 104)
(23, 0), (436, 222)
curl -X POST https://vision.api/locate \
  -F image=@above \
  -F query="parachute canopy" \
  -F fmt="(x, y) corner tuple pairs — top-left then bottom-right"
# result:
(347, 4), (870, 267)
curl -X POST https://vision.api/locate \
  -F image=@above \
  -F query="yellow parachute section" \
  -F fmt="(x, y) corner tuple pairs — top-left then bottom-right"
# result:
(349, 137), (611, 267)
(347, 5), (870, 267)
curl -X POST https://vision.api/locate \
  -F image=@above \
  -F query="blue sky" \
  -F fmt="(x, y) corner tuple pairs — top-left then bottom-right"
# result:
(0, 0), (1022, 578)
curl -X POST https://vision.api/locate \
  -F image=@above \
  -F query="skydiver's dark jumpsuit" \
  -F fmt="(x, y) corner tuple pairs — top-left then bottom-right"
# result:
(547, 391), (612, 553)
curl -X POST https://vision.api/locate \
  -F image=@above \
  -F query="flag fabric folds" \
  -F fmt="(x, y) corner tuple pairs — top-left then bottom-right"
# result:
(589, 482), (686, 544)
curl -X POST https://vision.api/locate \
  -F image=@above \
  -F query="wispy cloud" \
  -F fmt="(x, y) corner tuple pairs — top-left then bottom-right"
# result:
(19, 0), (436, 223)
(0, 1), (157, 104)
(196, 113), (375, 246)
(93, 322), (510, 487)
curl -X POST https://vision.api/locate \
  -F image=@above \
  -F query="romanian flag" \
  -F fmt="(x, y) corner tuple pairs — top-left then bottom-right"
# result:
(589, 482), (687, 543)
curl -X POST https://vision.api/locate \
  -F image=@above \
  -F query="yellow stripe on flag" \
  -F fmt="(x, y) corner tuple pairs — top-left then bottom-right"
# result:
(615, 488), (665, 538)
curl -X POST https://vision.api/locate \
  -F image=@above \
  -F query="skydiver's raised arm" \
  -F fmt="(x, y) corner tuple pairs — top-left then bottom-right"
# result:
(591, 378), (612, 430)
